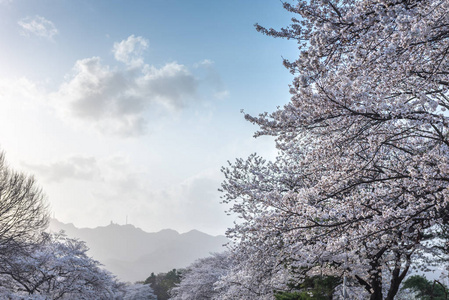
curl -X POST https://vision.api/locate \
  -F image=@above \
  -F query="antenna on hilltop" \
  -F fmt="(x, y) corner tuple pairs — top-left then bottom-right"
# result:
(126, 215), (128, 225)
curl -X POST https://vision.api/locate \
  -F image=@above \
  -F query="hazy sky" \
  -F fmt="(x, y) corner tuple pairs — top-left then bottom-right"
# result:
(0, 0), (297, 235)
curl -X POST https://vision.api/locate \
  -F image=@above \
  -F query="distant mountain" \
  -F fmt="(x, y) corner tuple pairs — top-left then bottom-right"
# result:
(48, 219), (229, 282)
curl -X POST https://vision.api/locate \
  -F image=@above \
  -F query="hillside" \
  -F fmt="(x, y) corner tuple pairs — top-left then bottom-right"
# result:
(48, 219), (228, 282)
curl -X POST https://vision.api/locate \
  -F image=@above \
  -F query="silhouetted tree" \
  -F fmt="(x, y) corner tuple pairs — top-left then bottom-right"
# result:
(0, 152), (48, 252)
(401, 275), (449, 300)
(144, 269), (182, 300)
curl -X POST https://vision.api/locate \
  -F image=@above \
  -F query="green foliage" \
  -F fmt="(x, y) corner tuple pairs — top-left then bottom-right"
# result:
(401, 275), (448, 300)
(275, 291), (311, 300)
(144, 269), (183, 300)
(275, 276), (341, 300)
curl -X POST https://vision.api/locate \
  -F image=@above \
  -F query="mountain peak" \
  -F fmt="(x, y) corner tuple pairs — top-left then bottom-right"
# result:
(157, 228), (179, 235)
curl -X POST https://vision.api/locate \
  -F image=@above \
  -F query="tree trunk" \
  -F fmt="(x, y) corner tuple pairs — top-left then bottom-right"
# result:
(385, 253), (410, 300)
(369, 277), (383, 300)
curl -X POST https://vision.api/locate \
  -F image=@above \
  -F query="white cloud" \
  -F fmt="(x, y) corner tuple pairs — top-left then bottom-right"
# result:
(113, 35), (149, 67)
(50, 35), (204, 136)
(56, 57), (144, 119)
(18, 15), (58, 40)
(52, 55), (197, 136)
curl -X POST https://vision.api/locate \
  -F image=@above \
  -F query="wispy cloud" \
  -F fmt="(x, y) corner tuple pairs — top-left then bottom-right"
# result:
(18, 15), (58, 40)
(59, 157), (227, 234)
(23, 156), (99, 183)
(196, 59), (229, 99)
(113, 35), (149, 67)
(89, 165), (230, 234)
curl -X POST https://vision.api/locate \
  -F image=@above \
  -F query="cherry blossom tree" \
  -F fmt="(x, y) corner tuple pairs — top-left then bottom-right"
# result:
(170, 252), (231, 300)
(0, 232), (122, 299)
(123, 283), (157, 300)
(214, 250), (290, 300)
(221, 0), (449, 299)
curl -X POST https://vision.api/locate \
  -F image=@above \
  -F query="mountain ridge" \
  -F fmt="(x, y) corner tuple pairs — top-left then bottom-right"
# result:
(48, 218), (228, 282)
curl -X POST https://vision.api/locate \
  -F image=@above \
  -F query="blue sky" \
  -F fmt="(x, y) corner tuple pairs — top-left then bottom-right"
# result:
(0, 0), (297, 235)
